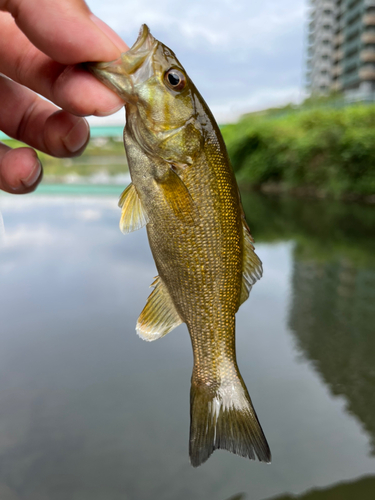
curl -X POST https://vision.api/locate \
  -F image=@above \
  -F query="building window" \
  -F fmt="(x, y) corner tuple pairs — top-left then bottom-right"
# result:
(348, 14), (360, 26)
(347, 0), (362, 9)
(346, 48), (358, 58)
(347, 31), (360, 42)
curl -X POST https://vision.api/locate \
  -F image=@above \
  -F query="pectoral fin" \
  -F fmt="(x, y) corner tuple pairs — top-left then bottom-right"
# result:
(136, 276), (183, 341)
(118, 183), (149, 234)
(239, 219), (263, 307)
(157, 169), (198, 225)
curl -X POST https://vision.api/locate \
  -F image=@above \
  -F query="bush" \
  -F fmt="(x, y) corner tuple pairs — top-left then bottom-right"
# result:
(222, 104), (375, 198)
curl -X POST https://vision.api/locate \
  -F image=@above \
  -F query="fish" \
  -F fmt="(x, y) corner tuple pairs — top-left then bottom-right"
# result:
(85, 24), (271, 467)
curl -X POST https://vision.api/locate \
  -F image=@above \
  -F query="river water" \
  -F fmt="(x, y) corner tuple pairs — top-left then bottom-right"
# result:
(0, 186), (374, 500)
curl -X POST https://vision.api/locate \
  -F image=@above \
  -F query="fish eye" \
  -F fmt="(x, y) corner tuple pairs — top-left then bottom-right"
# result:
(164, 69), (186, 91)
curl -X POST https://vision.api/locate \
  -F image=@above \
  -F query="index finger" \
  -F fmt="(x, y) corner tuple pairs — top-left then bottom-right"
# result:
(1, 0), (128, 64)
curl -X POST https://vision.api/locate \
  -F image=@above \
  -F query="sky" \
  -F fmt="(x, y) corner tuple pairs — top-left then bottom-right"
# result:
(86, 0), (308, 124)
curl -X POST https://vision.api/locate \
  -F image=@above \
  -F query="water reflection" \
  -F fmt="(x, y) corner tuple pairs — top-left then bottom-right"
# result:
(240, 190), (375, 266)
(0, 189), (374, 500)
(289, 256), (375, 455)
(266, 474), (375, 500)
(244, 192), (375, 453)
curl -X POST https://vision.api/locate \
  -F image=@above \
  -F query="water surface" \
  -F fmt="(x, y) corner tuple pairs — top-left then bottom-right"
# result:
(0, 188), (374, 500)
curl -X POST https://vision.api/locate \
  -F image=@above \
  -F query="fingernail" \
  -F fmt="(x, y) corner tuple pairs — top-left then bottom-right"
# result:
(22, 158), (42, 188)
(90, 14), (129, 52)
(96, 102), (124, 117)
(63, 118), (90, 153)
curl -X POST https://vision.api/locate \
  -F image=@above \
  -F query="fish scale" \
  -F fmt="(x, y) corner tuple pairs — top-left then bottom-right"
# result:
(86, 23), (270, 467)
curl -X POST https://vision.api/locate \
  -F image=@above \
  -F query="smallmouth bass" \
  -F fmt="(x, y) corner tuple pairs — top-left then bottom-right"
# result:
(86, 25), (271, 467)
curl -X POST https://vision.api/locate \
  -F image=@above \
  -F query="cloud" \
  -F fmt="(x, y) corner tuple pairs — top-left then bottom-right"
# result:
(86, 0), (306, 121)
(212, 85), (303, 123)
(88, 0), (305, 51)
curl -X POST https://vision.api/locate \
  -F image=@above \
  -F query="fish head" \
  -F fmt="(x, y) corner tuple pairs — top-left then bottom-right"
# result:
(86, 25), (204, 164)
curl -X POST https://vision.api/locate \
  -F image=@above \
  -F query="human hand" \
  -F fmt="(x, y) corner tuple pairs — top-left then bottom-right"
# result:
(0, 0), (128, 194)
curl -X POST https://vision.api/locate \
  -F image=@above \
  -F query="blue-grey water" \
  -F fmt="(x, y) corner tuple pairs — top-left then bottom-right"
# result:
(0, 186), (375, 500)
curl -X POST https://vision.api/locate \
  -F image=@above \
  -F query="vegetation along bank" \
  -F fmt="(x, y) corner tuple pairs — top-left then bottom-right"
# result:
(221, 103), (375, 203)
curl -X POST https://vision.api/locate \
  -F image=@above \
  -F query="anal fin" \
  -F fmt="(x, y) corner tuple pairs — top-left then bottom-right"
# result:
(239, 219), (263, 307)
(118, 183), (149, 234)
(136, 276), (183, 341)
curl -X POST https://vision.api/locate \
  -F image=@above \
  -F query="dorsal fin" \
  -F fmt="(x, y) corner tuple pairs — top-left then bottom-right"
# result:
(118, 183), (149, 234)
(239, 219), (263, 307)
(137, 276), (183, 341)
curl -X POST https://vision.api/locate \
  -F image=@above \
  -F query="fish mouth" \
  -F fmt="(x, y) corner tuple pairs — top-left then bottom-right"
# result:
(84, 24), (157, 102)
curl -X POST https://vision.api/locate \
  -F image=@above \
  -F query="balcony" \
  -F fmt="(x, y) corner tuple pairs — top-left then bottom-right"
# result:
(334, 32), (344, 45)
(363, 14), (375, 25)
(331, 81), (343, 91)
(360, 50), (375, 62)
(321, 0), (335, 8)
(342, 71), (360, 88)
(332, 49), (344, 61)
(359, 68), (375, 79)
(346, 5), (363, 25)
(361, 32), (375, 43)
(345, 22), (361, 41)
(332, 66), (343, 76)
(344, 37), (362, 56)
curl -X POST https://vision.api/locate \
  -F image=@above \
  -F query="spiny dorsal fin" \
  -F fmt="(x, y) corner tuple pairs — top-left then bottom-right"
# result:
(239, 219), (263, 307)
(118, 183), (149, 234)
(157, 168), (198, 225)
(136, 276), (183, 341)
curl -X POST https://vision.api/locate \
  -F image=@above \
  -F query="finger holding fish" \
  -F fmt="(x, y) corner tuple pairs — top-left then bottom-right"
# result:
(0, 5), (128, 116)
(0, 75), (92, 194)
(0, 143), (42, 194)
(0, 1), (129, 198)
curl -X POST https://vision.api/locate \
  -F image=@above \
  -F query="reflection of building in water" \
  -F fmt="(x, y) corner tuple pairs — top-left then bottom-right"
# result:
(289, 254), (375, 452)
(306, 0), (375, 96)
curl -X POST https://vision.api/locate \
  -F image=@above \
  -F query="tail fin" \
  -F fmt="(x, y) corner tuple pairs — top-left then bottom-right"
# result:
(189, 374), (271, 467)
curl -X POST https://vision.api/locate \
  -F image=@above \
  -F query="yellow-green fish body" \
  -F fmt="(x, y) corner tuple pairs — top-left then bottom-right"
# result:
(86, 25), (270, 467)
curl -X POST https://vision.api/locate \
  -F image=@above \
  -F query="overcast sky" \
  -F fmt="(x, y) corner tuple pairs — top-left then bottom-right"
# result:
(86, 0), (307, 124)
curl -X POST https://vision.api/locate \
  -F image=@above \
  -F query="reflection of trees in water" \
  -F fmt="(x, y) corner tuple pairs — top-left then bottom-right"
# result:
(240, 191), (375, 267)
(289, 252), (375, 454)
(240, 191), (375, 457)
(265, 474), (375, 500)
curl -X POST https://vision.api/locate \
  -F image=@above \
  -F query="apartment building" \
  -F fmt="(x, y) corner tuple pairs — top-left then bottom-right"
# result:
(306, 0), (375, 95)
